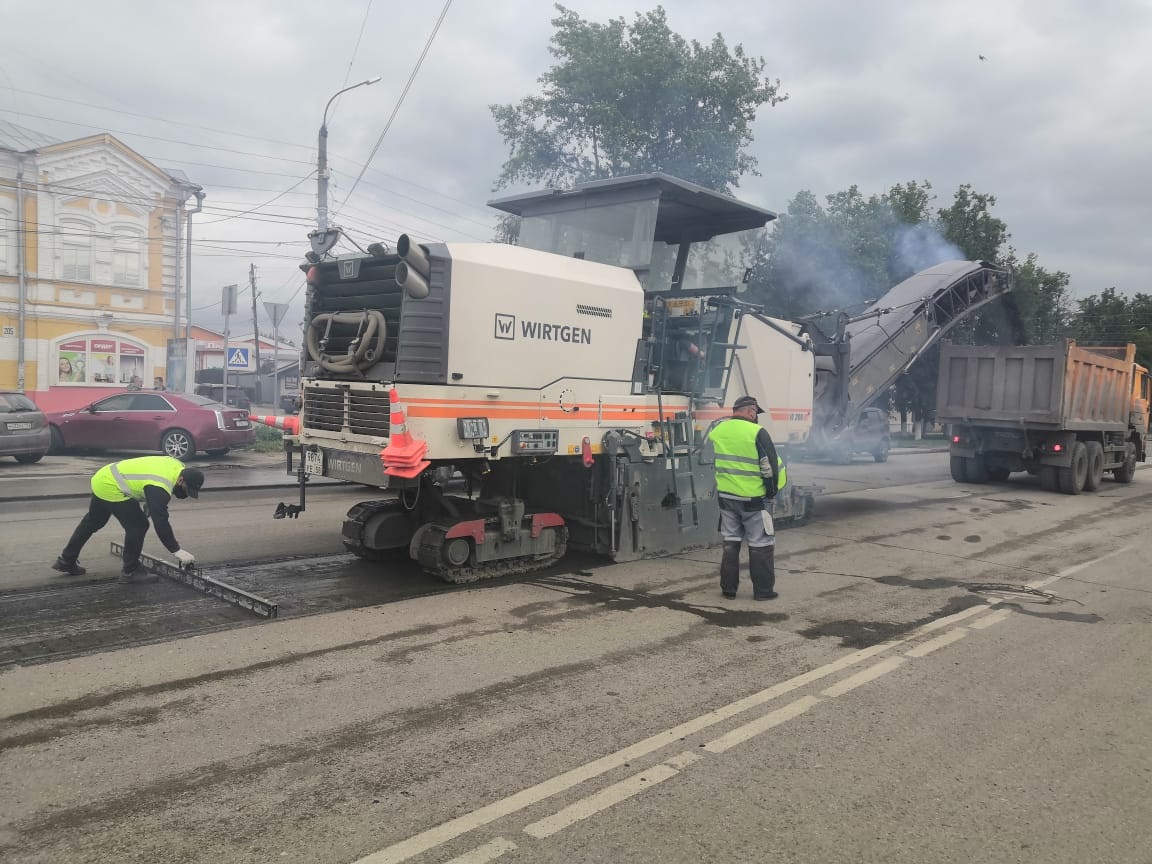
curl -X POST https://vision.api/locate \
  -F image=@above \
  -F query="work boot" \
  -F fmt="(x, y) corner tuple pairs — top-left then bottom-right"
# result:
(749, 545), (777, 600)
(52, 557), (86, 576)
(119, 564), (159, 585)
(720, 541), (742, 598)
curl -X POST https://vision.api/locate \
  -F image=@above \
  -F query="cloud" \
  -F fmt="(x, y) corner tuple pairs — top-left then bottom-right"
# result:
(2, 0), (1149, 334)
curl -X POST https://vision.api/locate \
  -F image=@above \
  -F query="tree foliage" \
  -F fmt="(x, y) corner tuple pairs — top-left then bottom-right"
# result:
(1072, 287), (1152, 367)
(490, 4), (786, 193)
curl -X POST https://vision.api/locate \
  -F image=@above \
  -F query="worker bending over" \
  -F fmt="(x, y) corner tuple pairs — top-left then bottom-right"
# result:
(52, 455), (203, 583)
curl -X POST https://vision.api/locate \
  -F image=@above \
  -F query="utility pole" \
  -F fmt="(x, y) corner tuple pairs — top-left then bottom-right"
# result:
(249, 263), (262, 404)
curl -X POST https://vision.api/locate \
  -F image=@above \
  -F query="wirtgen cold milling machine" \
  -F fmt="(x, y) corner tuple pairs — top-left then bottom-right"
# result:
(281, 174), (1007, 582)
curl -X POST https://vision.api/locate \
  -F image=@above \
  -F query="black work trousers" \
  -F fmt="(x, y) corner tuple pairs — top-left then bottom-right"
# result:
(61, 495), (149, 572)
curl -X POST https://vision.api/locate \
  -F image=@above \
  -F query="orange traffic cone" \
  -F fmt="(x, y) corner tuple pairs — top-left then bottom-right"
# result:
(250, 414), (301, 435)
(380, 389), (430, 478)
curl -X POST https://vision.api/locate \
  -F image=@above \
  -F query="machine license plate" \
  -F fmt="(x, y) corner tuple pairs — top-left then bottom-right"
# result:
(234, 420), (250, 428)
(6, 422), (32, 431)
(304, 449), (324, 476)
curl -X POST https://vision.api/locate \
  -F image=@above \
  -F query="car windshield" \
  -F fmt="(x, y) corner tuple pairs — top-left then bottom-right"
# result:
(0, 393), (38, 413)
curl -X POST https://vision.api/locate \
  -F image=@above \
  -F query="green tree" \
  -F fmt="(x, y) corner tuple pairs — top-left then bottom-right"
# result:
(490, 4), (786, 193)
(936, 184), (1009, 262)
(1000, 251), (1071, 344)
(1072, 288), (1152, 366)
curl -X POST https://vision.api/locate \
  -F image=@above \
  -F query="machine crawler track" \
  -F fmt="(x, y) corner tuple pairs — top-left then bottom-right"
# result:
(342, 499), (413, 560)
(416, 524), (569, 584)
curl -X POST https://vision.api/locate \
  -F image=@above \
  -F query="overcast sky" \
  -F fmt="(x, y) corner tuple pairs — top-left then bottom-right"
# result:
(2, 0), (1149, 334)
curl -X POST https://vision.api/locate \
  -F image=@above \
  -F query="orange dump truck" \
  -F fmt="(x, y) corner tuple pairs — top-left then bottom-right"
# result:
(936, 339), (1150, 494)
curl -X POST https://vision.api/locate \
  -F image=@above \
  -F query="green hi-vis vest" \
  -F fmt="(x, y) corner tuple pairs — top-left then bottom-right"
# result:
(708, 418), (787, 498)
(91, 456), (185, 503)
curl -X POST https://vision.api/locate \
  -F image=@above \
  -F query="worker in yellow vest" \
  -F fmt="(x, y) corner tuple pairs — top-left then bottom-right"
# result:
(706, 395), (783, 600)
(52, 456), (204, 583)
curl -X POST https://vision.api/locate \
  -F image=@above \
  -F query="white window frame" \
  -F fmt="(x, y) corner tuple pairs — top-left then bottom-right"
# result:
(59, 217), (95, 283)
(111, 226), (144, 287)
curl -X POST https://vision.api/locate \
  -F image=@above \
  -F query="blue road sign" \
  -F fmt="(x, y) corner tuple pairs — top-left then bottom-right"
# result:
(226, 347), (250, 369)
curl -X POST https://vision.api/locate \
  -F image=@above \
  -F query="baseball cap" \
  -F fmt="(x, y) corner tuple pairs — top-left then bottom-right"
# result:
(733, 395), (764, 415)
(181, 468), (205, 498)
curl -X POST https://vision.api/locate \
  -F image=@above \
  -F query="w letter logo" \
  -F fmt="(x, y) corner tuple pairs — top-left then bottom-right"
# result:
(494, 314), (515, 340)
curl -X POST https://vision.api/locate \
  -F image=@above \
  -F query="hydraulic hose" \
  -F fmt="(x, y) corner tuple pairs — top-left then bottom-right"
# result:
(306, 309), (387, 374)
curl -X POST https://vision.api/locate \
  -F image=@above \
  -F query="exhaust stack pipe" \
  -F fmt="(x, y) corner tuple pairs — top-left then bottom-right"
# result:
(396, 261), (429, 299)
(396, 234), (430, 279)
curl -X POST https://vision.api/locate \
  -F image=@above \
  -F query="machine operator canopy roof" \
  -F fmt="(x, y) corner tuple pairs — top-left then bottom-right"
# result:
(489, 173), (776, 244)
(489, 174), (776, 292)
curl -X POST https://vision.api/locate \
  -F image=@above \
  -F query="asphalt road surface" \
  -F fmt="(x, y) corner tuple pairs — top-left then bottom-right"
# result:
(1, 451), (1149, 863)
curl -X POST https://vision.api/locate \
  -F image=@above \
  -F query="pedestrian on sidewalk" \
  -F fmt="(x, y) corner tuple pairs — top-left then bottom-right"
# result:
(52, 456), (203, 583)
(706, 395), (784, 600)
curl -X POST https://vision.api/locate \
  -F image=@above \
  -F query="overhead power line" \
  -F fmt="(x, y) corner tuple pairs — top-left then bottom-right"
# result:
(0, 106), (315, 167)
(338, 0), (454, 211)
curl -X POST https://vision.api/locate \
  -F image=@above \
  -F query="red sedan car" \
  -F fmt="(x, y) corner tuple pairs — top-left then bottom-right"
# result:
(47, 391), (256, 459)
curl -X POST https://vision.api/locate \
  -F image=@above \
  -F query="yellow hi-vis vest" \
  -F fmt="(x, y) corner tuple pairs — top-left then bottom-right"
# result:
(708, 418), (785, 498)
(91, 456), (185, 503)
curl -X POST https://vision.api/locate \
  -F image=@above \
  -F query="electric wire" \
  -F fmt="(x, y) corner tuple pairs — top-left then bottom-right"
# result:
(327, 0), (376, 128)
(335, 0), (454, 212)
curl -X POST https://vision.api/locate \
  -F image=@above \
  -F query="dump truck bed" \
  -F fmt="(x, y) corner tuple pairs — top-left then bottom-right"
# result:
(936, 340), (1134, 432)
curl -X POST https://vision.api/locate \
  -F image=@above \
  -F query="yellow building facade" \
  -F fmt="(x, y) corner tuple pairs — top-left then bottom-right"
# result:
(0, 119), (200, 412)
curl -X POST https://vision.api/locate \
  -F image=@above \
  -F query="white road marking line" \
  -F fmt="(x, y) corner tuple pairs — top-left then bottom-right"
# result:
(350, 639), (913, 863)
(904, 628), (969, 657)
(703, 696), (821, 754)
(353, 605), (1014, 863)
(917, 603), (994, 634)
(442, 838), (518, 864)
(821, 656), (908, 698)
(968, 608), (1013, 629)
(1028, 544), (1135, 589)
(523, 762), (682, 839)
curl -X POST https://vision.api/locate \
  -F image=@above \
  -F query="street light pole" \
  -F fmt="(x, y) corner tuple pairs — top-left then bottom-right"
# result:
(318, 76), (382, 232)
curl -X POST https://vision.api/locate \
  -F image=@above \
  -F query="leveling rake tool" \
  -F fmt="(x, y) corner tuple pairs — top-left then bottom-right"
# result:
(109, 542), (278, 618)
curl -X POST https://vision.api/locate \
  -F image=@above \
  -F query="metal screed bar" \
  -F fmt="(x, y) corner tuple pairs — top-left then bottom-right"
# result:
(109, 542), (279, 618)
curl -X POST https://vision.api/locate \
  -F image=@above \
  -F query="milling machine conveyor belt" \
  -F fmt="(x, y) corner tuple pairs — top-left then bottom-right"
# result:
(842, 260), (1012, 415)
(110, 542), (279, 618)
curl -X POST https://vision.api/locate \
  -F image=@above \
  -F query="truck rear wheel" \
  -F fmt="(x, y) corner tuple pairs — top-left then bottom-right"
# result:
(949, 455), (968, 482)
(1114, 442), (1137, 484)
(1058, 442), (1088, 494)
(1084, 442), (1105, 491)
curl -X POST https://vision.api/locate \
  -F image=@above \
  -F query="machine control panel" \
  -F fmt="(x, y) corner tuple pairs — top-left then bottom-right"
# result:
(511, 430), (559, 455)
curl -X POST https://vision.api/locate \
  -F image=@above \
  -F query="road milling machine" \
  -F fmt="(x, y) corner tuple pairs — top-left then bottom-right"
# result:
(281, 174), (1011, 582)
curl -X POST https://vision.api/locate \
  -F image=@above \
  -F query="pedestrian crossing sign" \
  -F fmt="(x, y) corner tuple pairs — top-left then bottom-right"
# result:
(226, 348), (250, 369)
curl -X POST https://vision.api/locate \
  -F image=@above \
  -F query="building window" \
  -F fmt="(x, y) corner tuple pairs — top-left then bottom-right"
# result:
(59, 218), (94, 282)
(55, 336), (147, 386)
(112, 228), (143, 287)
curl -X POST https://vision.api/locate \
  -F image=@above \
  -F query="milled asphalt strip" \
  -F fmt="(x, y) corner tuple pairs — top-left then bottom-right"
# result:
(351, 547), (1129, 864)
